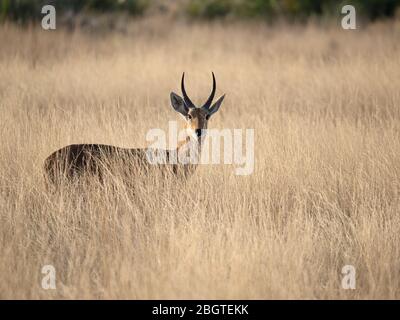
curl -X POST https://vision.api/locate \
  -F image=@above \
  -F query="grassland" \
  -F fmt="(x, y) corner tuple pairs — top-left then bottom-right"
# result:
(0, 19), (400, 299)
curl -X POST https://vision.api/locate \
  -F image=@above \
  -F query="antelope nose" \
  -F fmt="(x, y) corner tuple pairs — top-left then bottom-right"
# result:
(195, 129), (202, 137)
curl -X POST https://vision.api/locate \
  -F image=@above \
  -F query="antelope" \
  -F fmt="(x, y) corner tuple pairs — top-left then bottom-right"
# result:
(44, 72), (225, 185)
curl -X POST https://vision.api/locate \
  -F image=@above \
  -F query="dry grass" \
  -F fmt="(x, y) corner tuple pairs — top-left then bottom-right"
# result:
(1, 19), (400, 299)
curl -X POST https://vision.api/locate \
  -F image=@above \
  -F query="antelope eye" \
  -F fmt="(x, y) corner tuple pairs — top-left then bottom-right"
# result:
(187, 114), (192, 120)
(205, 114), (210, 120)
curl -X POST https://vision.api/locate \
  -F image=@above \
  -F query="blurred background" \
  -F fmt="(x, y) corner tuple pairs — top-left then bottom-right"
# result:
(1, 0), (400, 27)
(2, 0), (400, 301)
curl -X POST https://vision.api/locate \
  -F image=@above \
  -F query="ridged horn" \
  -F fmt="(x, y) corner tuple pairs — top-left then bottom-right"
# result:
(202, 72), (216, 110)
(181, 72), (196, 109)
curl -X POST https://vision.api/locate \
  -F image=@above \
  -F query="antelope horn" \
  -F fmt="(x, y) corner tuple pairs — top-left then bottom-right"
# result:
(202, 72), (216, 110)
(181, 72), (196, 109)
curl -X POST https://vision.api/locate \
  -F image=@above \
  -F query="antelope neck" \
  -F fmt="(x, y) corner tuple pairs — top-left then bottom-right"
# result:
(176, 134), (202, 164)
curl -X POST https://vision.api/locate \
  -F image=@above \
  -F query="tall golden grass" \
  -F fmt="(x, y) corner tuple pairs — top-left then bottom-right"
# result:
(1, 19), (400, 299)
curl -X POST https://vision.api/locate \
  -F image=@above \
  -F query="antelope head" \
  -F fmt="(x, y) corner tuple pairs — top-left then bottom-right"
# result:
(170, 72), (225, 142)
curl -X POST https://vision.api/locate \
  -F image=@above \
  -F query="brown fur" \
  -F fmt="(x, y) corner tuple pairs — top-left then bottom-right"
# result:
(44, 124), (205, 186)
(44, 73), (223, 187)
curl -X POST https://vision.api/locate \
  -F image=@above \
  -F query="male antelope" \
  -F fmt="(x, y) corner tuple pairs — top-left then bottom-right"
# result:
(44, 73), (225, 185)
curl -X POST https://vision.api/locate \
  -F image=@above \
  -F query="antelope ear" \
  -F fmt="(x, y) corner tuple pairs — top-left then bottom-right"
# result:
(208, 94), (225, 117)
(170, 92), (188, 116)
